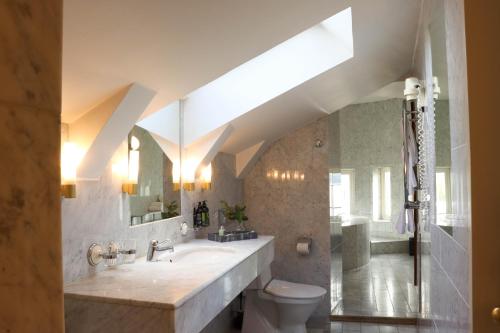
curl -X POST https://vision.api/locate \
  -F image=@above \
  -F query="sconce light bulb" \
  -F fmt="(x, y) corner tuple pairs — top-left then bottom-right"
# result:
(130, 136), (140, 150)
(201, 163), (212, 182)
(172, 160), (181, 191)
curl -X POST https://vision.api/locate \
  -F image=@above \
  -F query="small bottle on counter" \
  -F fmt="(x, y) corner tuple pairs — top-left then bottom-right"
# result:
(202, 200), (210, 226)
(195, 202), (203, 227)
(193, 205), (197, 228)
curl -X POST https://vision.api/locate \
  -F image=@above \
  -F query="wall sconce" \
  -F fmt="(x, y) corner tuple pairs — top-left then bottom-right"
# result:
(172, 160), (180, 191)
(266, 168), (305, 182)
(200, 163), (212, 190)
(61, 142), (80, 198)
(122, 136), (140, 195)
(182, 159), (196, 191)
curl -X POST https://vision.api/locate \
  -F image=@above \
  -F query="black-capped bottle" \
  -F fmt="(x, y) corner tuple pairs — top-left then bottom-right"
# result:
(193, 205), (196, 227)
(195, 202), (203, 227)
(202, 200), (210, 226)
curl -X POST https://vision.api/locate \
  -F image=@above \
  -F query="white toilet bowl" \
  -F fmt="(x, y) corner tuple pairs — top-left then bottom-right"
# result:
(242, 268), (326, 333)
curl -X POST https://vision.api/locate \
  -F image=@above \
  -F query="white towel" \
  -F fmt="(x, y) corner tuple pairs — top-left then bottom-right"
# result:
(395, 117), (418, 235)
(395, 206), (406, 234)
(400, 120), (418, 193)
(407, 123), (417, 167)
(407, 209), (415, 233)
(407, 158), (417, 191)
(407, 121), (418, 191)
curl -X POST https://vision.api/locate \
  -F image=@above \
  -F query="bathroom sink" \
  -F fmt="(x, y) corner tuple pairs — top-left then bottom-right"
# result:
(158, 246), (237, 264)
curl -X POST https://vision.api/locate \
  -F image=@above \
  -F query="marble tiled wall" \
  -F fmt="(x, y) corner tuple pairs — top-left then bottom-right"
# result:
(243, 118), (331, 320)
(182, 152), (244, 239)
(414, 0), (471, 332)
(435, 101), (451, 168)
(0, 1), (65, 332)
(61, 141), (187, 282)
(329, 99), (406, 240)
(62, 149), (242, 283)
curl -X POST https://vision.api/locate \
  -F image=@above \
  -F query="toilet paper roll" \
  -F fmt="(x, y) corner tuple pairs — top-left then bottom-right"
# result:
(296, 242), (310, 256)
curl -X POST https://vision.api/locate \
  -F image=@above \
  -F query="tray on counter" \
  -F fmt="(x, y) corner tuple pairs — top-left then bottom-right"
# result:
(208, 230), (258, 242)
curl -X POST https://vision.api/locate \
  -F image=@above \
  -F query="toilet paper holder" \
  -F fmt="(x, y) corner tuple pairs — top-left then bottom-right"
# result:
(296, 237), (312, 256)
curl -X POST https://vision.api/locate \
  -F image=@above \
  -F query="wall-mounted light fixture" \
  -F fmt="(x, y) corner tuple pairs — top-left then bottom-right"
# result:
(122, 136), (140, 195)
(182, 159), (196, 191)
(172, 160), (181, 191)
(61, 142), (81, 198)
(266, 169), (305, 182)
(200, 163), (212, 191)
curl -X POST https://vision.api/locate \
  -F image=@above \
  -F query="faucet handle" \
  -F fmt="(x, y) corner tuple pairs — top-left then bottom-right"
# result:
(147, 239), (158, 261)
(180, 222), (189, 236)
(157, 238), (173, 246)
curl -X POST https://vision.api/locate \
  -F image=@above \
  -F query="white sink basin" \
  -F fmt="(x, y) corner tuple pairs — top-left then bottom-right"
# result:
(158, 246), (237, 264)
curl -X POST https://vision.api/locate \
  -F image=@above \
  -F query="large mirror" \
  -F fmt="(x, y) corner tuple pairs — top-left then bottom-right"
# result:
(429, 2), (452, 236)
(127, 107), (181, 226)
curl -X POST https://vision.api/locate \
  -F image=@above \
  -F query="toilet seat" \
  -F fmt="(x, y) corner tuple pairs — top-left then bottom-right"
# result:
(242, 273), (326, 333)
(264, 279), (326, 300)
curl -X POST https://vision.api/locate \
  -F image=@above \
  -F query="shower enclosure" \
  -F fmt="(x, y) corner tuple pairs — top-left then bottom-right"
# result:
(328, 92), (436, 321)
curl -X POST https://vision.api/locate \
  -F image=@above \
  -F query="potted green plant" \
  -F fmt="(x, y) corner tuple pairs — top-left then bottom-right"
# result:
(220, 200), (248, 231)
(163, 200), (179, 219)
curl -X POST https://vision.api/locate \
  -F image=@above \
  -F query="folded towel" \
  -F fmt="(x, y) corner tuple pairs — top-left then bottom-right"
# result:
(395, 206), (406, 234)
(407, 123), (417, 167)
(407, 209), (415, 233)
(395, 116), (419, 235)
(407, 156), (417, 191)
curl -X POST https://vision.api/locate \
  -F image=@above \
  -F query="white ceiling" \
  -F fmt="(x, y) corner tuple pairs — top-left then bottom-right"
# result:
(63, 0), (421, 154)
(353, 81), (405, 104)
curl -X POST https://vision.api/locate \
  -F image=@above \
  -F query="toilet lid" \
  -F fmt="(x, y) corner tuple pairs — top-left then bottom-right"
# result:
(264, 279), (327, 299)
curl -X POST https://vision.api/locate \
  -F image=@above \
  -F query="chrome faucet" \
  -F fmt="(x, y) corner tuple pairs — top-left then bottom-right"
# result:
(147, 239), (174, 261)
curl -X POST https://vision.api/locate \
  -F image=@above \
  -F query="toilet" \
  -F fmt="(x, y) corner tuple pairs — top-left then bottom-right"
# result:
(242, 267), (326, 333)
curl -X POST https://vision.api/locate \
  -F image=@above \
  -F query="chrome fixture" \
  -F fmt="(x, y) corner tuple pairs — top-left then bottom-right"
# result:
(314, 139), (323, 148)
(180, 221), (189, 236)
(401, 77), (433, 286)
(147, 239), (174, 261)
(87, 242), (119, 267)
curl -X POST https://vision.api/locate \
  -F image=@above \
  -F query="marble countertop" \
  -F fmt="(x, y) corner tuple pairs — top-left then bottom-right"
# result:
(64, 236), (274, 310)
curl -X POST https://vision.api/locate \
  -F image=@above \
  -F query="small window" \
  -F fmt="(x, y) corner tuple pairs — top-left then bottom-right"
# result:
(436, 167), (451, 215)
(329, 169), (354, 218)
(372, 167), (391, 221)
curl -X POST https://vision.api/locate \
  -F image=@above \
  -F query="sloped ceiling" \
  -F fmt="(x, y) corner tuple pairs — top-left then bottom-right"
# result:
(63, 0), (421, 154)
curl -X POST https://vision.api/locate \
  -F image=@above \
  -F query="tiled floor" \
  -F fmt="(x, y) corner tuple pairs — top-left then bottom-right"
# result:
(329, 322), (418, 332)
(331, 253), (431, 318)
(308, 322), (426, 333)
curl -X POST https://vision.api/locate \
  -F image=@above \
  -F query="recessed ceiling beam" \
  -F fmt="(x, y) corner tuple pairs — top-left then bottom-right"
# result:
(184, 124), (234, 176)
(236, 140), (268, 179)
(71, 83), (156, 179)
(149, 133), (180, 165)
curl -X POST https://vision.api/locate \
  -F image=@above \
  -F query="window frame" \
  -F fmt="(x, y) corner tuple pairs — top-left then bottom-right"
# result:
(329, 168), (355, 218)
(372, 166), (392, 222)
(435, 166), (452, 215)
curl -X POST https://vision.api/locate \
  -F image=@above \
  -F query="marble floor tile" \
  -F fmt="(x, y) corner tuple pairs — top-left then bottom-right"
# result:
(316, 322), (418, 333)
(331, 253), (430, 318)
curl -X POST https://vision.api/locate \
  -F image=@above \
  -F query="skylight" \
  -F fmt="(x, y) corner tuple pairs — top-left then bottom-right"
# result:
(136, 100), (179, 144)
(183, 7), (353, 145)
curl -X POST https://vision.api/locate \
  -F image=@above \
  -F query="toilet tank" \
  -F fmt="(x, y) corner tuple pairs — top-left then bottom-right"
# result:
(246, 265), (272, 290)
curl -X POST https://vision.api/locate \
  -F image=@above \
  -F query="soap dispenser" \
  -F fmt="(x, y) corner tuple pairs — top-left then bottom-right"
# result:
(218, 225), (225, 236)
